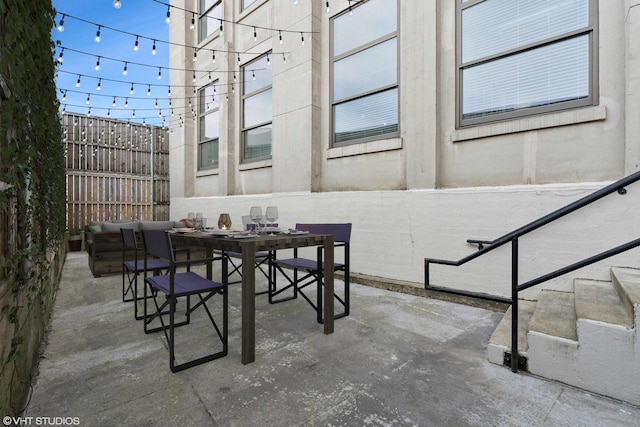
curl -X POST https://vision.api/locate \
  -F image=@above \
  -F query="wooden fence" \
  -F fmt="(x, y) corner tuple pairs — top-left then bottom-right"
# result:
(63, 113), (170, 230)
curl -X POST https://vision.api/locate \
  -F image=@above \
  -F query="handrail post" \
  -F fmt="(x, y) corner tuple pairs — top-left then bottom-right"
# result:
(511, 237), (519, 373)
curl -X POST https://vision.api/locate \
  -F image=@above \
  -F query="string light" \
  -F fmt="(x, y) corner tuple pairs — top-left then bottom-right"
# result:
(279, 31), (283, 44)
(122, 62), (128, 75)
(165, 5), (170, 23)
(124, 98), (129, 108)
(301, 32), (305, 45)
(252, 70), (256, 80)
(253, 27), (257, 41)
(155, 99), (158, 109)
(133, 35), (139, 51)
(96, 79), (102, 91)
(212, 50), (216, 63)
(266, 54), (270, 65)
(130, 83), (134, 94)
(94, 56), (101, 71)
(61, 90), (67, 102)
(326, 1), (330, 13)
(190, 12), (195, 30)
(112, 97), (116, 107)
(87, 108), (91, 116)
(112, 0), (121, 9)
(152, 40), (157, 55)
(193, 48), (198, 62)
(57, 48), (64, 63)
(219, 19), (223, 34)
(57, 15), (65, 32)
(157, 67), (162, 80)
(76, 75), (81, 87)
(95, 25), (101, 42)
(85, 93), (91, 105)
(237, 52), (241, 63)
(147, 84), (151, 96)
(132, 110), (136, 119)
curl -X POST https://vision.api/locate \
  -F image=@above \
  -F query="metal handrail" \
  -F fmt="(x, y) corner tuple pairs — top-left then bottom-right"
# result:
(424, 170), (640, 373)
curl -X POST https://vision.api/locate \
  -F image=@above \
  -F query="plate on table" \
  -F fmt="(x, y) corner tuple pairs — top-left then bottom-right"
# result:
(287, 229), (309, 235)
(229, 233), (255, 239)
(173, 228), (195, 234)
(205, 229), (234, 236)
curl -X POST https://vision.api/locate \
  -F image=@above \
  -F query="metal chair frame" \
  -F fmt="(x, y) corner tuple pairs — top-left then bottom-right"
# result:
(121, 228), (169, 320)
(270, 223), (351, 323)
(141, 229), (228, 373)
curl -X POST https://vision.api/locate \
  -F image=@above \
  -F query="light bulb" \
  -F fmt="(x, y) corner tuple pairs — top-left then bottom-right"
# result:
(113, 0), (121, 9)
(95, 26), (101, 42)
(133, 36), (139, 51)
(152, 40), (156, 55)
(96, 79), (102, 91)
(212, 50), (216, 63)
(122, 62), (128, 75)
(57, 16), (64, 32)
(95, 57), (100, 70)
(165, 7), (170, 23)
(190, 13), (195, 30)
(75, 75), (81, 87)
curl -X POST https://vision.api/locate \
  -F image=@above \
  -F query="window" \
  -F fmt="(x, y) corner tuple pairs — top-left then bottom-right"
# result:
(242, 54), (272, 162)
(331, 0), (399, 146)
(198, 83), (220, 170)
(457, 0), (598, 127)
(242, 0), (257, 10)
(199, 0), (222, 42)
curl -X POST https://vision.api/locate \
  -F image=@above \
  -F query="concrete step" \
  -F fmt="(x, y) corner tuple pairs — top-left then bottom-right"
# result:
(528, 290), (577, 341)
(611, 266), (640, 327)
(574, 279), (632, 329)
(487, 300), (536, 366)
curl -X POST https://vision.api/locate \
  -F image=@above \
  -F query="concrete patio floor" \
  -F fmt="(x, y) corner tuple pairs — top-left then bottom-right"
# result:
(24, 251), (640, 426)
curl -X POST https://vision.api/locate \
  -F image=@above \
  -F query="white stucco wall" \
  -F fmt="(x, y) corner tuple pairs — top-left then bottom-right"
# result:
(171, 180), (640, 299)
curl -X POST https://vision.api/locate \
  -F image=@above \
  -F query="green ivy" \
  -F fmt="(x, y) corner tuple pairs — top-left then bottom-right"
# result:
(0, 0), (66, 415)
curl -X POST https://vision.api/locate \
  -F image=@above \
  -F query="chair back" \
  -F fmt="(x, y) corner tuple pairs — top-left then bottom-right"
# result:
(141, 229), (175, 262)
(120, 227), (138, 250)
(295, 223), (352, 243)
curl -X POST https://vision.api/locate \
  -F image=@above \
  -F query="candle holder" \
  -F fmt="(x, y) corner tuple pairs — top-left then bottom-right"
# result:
(218, 213), (232, 230)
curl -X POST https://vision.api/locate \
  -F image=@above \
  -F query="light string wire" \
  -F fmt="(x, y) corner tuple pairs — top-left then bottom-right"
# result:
(55, 11), (295, 59)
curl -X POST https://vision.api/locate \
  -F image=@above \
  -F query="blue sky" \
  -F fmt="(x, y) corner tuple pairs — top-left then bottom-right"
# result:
(52, 0), (170, 127)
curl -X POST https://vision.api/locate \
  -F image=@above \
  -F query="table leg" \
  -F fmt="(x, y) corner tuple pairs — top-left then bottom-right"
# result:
(241, 242), (256, 364)
(323, 235), (334, 334)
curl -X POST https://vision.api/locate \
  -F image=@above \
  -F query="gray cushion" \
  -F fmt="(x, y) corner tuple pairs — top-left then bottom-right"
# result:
(139, 220), (175, 230)
(101, 221), (139, 232)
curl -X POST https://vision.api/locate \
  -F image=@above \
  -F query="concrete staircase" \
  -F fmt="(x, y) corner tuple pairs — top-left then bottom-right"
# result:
(488, 266), (640, 405)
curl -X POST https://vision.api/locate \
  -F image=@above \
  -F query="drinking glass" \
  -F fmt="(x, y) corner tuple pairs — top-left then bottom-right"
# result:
(265, 206), (278, 235)
(249, 206), (263, 234)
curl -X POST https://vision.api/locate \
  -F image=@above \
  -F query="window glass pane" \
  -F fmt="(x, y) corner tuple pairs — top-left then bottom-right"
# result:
(199, 1), (222, 42)
(199, 85), (219, 114)
(243, 0), (257, 9)
(462, 35), (589, 119)
(462, 0), (589, 63)
(199, 139), (218, 169)
(244, 124), (272, 160)
(199, 110), (219, 141)
(243, 56), (272, 95)
(334, 38), (396, 101)
(334, 88), (398, 143)
(243, 88), (272, 128)
(333, 0), (396, 56)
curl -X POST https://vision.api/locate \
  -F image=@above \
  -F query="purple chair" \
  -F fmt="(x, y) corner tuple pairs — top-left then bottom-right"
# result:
(141, 229), (228, 372)
(270, 223), (351, 323)
(121, 227), (169, 320)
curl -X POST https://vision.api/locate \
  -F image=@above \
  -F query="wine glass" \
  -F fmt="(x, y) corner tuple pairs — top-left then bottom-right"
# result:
(249, 206), (263, 234)
(265, 206), (278, 235)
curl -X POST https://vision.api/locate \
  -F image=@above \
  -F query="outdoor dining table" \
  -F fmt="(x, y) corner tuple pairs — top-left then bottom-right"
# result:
(170, 230), (335, 364)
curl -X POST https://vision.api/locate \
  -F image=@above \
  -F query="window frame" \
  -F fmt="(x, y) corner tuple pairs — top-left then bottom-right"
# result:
(242, 0), (257, 11)
(198, 0), (222, 43)
(456, 0), (599, 129)
(241, 52), (273, 164)
(197, 82), (220, 171)
(329, 0), (400, 148)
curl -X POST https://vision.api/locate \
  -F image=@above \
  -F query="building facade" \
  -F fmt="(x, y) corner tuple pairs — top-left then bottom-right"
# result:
(169, 0), (640, 298)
